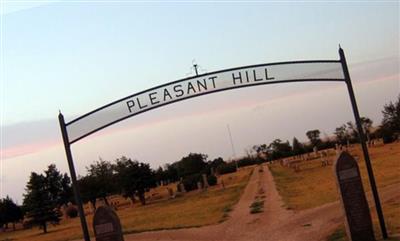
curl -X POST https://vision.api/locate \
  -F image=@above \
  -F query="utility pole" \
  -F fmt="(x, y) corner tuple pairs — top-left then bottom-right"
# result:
(227, 124), (238, 170)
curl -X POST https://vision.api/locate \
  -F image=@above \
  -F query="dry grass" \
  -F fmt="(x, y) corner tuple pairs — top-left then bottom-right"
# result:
(269, 141), (400, 239)
(0, 167), (253, 241)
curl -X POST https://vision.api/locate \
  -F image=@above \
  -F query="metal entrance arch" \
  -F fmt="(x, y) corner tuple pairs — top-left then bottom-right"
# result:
(58, 48), (387, 241)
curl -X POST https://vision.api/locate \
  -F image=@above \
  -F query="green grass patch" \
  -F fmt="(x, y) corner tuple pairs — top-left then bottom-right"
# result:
(249, 200), (264, 214)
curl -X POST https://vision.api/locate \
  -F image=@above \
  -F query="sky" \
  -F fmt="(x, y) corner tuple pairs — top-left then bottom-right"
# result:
(0, 1), (399, 203)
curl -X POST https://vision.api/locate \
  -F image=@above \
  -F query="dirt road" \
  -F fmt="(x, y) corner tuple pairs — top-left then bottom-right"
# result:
(126, 164), (336, 241)
(108, 164), (397, 241)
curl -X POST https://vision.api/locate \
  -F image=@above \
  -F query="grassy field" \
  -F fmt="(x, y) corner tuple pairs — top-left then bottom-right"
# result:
(0, 167), (253, 241)
(269, 141), (400, 240)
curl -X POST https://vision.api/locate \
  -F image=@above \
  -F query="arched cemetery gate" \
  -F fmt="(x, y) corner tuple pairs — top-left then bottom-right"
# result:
(58, 48), (387, 241)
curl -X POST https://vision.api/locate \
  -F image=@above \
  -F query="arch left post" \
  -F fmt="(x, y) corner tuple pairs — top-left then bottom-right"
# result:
(58, 112), (91, 241)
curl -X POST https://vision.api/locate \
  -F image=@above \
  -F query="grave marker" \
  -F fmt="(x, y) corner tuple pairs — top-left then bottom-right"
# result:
(93, 206), (124, 241)
(202, 174), (209, 189)
(334, 151), (375, 241)
(197, 181), (203, 190)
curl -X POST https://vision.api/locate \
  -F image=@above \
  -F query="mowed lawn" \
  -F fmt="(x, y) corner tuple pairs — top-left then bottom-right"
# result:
(269, 142), (400, 240)
(0, 167), (253, 241)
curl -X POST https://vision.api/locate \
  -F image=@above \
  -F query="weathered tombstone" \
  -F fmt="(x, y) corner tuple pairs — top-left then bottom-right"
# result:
(93, 206), (124, 241)
(334, 151), (375, 241)
(167, 187), (174, 199)
(179, 183), (186, 193)
(202, 174), (209, 189)
(294, 163), (300, 172)
(197, 181), (203, 190)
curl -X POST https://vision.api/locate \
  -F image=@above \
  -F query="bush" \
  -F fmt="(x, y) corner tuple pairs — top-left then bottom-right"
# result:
(182, 173), (202, 192)
(374, 126), (398, 144)
(207, 174), (217, 186)
(65, 205), (78, 218)
(216, 162), (237, 175)
(237, 157), (263, 168)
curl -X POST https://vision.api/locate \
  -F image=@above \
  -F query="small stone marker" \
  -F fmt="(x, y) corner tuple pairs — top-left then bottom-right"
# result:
(179, 183), (186, 193)
(93, 206), (124, 241)
(221, 179), (225, 189)
(167, 187), (174, 199)
(197, 181), (203, 190)
(202, 174), (209, 189)
(334, 151), (375, 241)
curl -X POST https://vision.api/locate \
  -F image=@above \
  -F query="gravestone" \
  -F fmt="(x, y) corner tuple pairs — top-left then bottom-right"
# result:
(334, 151), (375, 241)
(197, 181), (203, 190)
(93, 206), (124, 241)
(179, 183), (186, 193)
(335, 144), (340, 155)
(167, 187), (174, 199)
(313, 146), (318, 156)
(202, 174), (209, 189)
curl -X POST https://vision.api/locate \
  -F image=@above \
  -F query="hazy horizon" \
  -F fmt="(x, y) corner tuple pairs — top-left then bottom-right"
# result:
(1, 1), (399, 203)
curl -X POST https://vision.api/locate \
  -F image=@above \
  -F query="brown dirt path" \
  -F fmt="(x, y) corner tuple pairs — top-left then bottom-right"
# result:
(89, 164), (398, 241)
(125, 164), (298, 241)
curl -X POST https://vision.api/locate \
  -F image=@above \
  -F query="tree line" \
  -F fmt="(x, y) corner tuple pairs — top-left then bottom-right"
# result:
(2, 96), (398, 234)
(7, 152), (259, 234)
(252, 95), (399, 161)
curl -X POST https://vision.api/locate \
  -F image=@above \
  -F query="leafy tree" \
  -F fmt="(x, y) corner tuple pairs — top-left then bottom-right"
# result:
(210, 157), (225, 169)
(382, 95), (400, 131)
(114, 157), (155, 205)
(86, 159), (116, 205)
(175, 153), (208, 177)
(0, 200), (4, 230)
(237, 156), (262, 167)
(347, 117), (373, 142)
(23, 172), (61, 233)
(155, 167), (166, 186)
(252, 144), (269, 160)
(164, 164), (179, 183)
(306, 129), (321, 147)
(216, 162), (237, 175)
(60, 173), (73, 206)
(346, 121), (357, 141)
(376, 125), (396, 144)
(78, 175), (99, 210)
(0, 196), (23, 231)
(361, 117), (373, 137)
(379, 95), (400, 142)
(334, 124), (350, 145)
(268, 139), (292, 160)
(44, 165), (73, 208)
(292, 137), (305, 155)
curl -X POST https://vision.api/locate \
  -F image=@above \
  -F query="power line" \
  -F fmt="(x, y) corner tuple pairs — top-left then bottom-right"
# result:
(227, 124), (238, 169)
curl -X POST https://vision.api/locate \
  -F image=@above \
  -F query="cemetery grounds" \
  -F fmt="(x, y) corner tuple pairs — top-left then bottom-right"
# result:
(0, 142), (399, 241)
(0, 167), (253, 241)
(269, 141), (400, 241)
